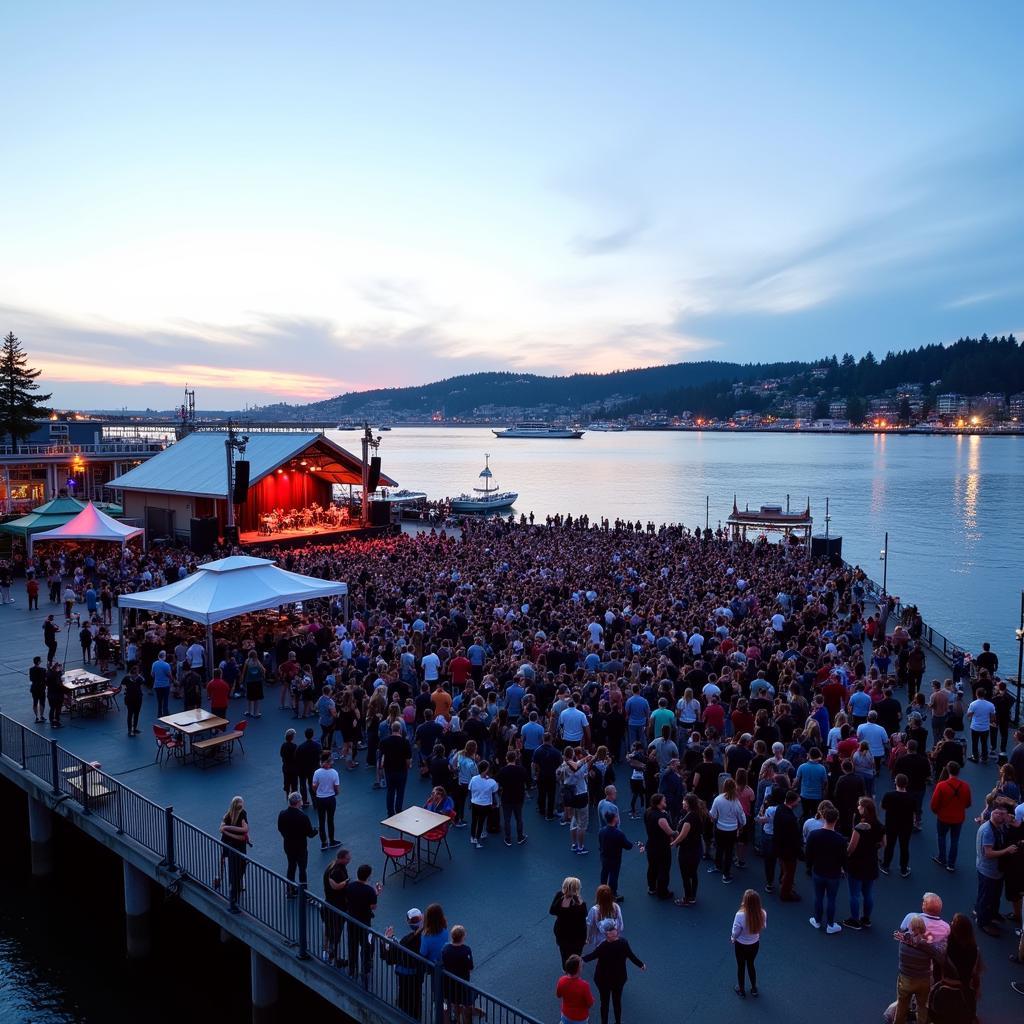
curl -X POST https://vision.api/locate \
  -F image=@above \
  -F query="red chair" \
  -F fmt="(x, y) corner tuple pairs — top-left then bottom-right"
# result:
(422, 821), (452, 864)
(380, 836), (414, 887)
(106, 683), (122, 711)
(232, 720), (248, 752)
(152, 725), (182, 766)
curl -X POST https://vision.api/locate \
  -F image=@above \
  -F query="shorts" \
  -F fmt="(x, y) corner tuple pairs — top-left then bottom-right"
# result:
(571, 804), (590, 831)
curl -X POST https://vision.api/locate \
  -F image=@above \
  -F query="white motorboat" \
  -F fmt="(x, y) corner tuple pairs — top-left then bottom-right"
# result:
(370, 488), (427, 505)
(450, 455), (518, 513)
(586, 421), (626, 431)
(492, 420), (584, 438)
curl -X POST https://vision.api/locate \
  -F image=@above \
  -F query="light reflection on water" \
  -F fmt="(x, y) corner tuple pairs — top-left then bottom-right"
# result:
(338, 427), (1024, 664)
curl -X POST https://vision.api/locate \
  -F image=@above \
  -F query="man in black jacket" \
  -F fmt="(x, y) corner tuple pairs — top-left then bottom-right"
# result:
(773, 789), (803, 901)
(598, 811), (638, 900)
(383, 908), (426, 1019)
(295, 728), (322, 808)
(532, 733), (562, 820)
(46, 662), (65, 728)
(277, 791), (318, 891)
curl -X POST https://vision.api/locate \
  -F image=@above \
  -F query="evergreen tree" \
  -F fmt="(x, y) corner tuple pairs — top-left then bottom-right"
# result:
(898, 396), (913, 424)
(0, 332), (52, 444)
(845, 395), (866, 424)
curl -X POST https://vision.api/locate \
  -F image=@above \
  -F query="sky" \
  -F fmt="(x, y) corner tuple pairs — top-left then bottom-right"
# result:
(2, 2), (1022, 409)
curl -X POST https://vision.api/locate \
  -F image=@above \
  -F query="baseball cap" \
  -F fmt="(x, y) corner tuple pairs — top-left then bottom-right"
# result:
(406, 907), (423, 922)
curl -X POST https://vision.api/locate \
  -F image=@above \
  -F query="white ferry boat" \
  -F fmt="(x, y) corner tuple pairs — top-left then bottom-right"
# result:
(370, 488), (427, 505)
(492, 420), (584, 438)
(450, 455), (518, 513)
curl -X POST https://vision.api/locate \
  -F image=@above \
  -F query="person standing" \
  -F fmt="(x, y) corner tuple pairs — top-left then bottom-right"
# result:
(382, 907), (426, 1019)
(295, 727), (322, 808)
(730, 889), (766, 997)
(880, 774), (916, 878)
(322, 847), (351, 967)
(218, 795), (250, 906)
(45, 661), (64, 728)
(151, 650), (172, 717)
(806, 804), (846, 934)
(643, 793), (675, 900)
(379, 720), (413, 817)
(773, 790), (803, 902)
(279, 728), (299, 800)
(966, 688), (996, 763)
(843, 797), (883, 930)
(670, 794), (706, 906)
(598, 812), (637, 901)
(467, 760), (499, 848)
(891, 915), (945, 1024)
(496, 750), (528, 846)
(930, 760), (972, 872)
(581, 921), (645, 1024)
(312, 750), (341, 850)
(43, 614), (60, 666)
(533, 733), (563, 821)
(242, 650), (266, 718)
(709, 778), (747, 884)
(795, 748), (829, 822)
(26, 573), (39, 611)
(29, 656), (47, 723)
(123, 662), (144, 737)
(974, 804), (1017, 935)
(550, 877), (588, 967)
(441, 924), (477, 1024)
(277, 791), (318, 892)
(344, 863), (383, 981)
(556, 954), (595, 1024)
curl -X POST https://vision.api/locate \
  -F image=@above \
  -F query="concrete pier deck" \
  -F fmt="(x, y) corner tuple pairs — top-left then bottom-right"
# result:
(0, 595), (1019, 1023)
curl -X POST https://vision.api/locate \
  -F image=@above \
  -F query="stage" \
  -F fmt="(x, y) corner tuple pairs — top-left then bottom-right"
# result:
(238, 522), (398, 549)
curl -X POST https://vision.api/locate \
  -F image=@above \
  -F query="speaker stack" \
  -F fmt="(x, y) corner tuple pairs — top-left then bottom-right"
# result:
(232, 460), (250, 504)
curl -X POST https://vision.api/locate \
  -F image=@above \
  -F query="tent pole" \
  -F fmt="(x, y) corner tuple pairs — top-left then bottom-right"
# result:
(205, 623), (215, 682)
(117, 604), (123, 666)
(343, 593), (349, 625)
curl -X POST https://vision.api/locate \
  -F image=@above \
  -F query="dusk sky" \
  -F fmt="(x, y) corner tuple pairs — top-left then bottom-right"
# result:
(3, 2), (1022, 409)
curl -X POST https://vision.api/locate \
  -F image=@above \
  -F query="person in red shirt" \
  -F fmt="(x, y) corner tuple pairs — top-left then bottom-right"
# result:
(704, 695), (726, 735)
(556, 954), (594, 1024)
(929, 760), (972, 871)
(821, 676), (847, 721)
(449, 649), (472, 691)
(206, 669), (230, 731)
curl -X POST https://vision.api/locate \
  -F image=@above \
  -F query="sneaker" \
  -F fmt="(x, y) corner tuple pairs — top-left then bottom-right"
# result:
(454, 821), (468, 828)
(576, 847), (589, 855)
(734, 986), (746, 998)
(470, 839), (479, 848)
(505, 839), (513, 847)
(843, 917), (862, 930)
(722, 875), (734, 884)
(1011, 982), (1024, 996)
(765, 884), (774, 894)
(571, 844), (580, 853)
(931, 856), (946, 867)
(809, 917), (821, 929)
(826, 923), (843, 935)
(706, 866), (719, 874)
(860, 917), (872, 929)
(750, 987), (759, 997)
(900, 869), (911, 878)
(945, 865), (956, 873)
(517, 836), (528, 845)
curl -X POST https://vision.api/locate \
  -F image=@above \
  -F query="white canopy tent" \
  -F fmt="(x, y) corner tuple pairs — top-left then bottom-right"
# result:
(117, 555), (349, 672)
(29, 500), (145, 555)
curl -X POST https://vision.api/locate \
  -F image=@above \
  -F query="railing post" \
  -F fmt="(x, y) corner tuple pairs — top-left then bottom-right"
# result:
(116, 786), (124, 834)
(21, 726), (26, 768)
(50, 738), (60, 794)
(433, 961), (446, 1024)
(79, 761), (91, 814)
(164, 806), (176, 871)
(297, 882), (309, 959)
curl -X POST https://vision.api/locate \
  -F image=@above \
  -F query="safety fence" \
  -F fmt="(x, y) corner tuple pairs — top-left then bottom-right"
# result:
(0, 713), (543, 1024)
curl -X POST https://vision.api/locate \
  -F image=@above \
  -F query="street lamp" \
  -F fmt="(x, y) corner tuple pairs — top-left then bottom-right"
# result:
(879, 531), (888, 596)
(1015, 589), (1023, 726)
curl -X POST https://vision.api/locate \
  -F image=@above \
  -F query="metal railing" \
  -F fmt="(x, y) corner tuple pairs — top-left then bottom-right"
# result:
(0, 712), (543, 1024)
(0, 441), (167, 457)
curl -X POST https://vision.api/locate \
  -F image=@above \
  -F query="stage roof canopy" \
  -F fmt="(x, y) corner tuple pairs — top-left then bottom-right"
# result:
(117, 555), (348, 625)
(30, 501), (145, 552)
(106, 431), (395, 499)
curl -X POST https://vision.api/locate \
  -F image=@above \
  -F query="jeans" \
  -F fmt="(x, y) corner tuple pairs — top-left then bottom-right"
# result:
(975, 872), (1002, 927)
(470, 803), (489, 841)
(935, 820), (962, 867)
(385, 771), (407, 817)
(883, 827), (911, 873)
(627, 723), (647, 751)
(679, 857), (699, 901)
(761, 835), (777, 885)
(778, 856), (798, 898)
(595, 981), (624, 1024)
(734, 940), (759, 991)
(315, 795), (337, 844)
(155, 687), (170, 717)
(715, 828), (737, 880)
(537, 776), (557, 818)
(285, 847), (308, 884)
(126, 703), (141, 734)
(813, 873), (840, 926)
(847, 876), (875, 921)
(502, 800), (525, 842)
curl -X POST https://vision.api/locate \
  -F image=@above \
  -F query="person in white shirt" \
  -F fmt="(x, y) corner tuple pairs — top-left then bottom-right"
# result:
(186, 640), (206, 679)
(710, 779), (747, 883)
(558, 700), (589, 746)
(311, 751), (341, 850)
(688, 631), (704, 655)
(420, 649), (441, 682)
(587, 620), (604, 646)
(730, 888), (766, 997)
(770, 613), (785, 634)
(467, 760), (499, 847)
(856, 712), (889, 768)
(967, 689), (997, 762)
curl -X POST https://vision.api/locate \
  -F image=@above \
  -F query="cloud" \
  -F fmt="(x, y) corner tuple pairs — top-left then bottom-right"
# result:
(570, 216), (651, 256)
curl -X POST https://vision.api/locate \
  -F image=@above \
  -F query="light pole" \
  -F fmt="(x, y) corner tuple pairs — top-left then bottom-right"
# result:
(1015, 589), (1023, 726)
(879, 531), (888, 597)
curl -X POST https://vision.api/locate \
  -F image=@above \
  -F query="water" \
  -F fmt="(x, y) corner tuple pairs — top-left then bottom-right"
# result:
(334, 426), (1024, 667)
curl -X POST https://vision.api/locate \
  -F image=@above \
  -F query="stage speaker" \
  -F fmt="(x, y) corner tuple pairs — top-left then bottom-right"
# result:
(232, 460), (250, 504)
(810, 534), (843, 564)
(190, 516), (219, 554)
(366, 456), (382, 492)
(369, 500), (391, 526)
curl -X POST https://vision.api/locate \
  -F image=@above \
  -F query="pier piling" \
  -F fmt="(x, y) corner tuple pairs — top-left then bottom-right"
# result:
(123, 861), (152, 958)
(27, 794), (54, 877)
(250, 949), (279, 1024)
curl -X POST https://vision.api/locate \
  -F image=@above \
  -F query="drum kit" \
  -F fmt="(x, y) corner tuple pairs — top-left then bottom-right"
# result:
(257, 503), (350, 536)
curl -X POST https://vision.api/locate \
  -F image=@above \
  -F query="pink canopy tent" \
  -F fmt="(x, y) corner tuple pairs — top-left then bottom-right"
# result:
(29, 500), (145, 555)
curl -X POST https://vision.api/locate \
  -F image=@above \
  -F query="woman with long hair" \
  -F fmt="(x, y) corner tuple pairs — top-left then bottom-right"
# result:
(932, 912), (982, 1023)
(734, 768), (755, 868)
(217, 795), (250, 905)
(844, 796), (884, 929)
(730, 888), (765, 997)
(586, 884), (624, 949)
(709, 778), (747, 884)
(452, 739), (480, 826)
(417, 902), (450, 964)
(671, 794), (707, 906)
(550, 876), (588, 967)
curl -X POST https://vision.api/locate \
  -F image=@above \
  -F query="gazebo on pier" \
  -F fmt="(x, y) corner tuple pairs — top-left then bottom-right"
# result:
(727, 498), (813, 549)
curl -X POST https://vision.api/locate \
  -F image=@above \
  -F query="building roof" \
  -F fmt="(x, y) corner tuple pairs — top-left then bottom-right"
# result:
(106, 431), (395, 499)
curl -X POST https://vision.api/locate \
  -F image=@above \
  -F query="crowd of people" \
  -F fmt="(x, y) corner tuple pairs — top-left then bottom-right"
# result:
(16, 517), (1024, 1022)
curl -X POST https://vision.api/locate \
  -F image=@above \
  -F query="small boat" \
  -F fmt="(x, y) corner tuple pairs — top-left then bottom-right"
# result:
(378, 424), (392, 431)
(450, 455), (518, 513)
(586, 421), (626, 431)
(370, 489), (427, 505)
(492, 420), (584, 438)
